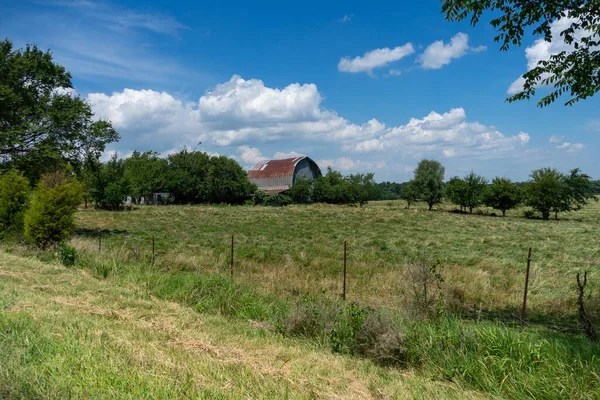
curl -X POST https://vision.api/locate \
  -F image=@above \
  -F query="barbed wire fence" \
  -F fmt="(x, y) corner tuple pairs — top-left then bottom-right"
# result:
(92, 228), (599, 334)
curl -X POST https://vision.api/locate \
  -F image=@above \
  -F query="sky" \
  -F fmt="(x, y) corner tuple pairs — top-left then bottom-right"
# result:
(2, 0), (599, 182)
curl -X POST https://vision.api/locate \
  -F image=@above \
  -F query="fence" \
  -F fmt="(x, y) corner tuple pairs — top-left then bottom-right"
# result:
(93, 228), (598, 334)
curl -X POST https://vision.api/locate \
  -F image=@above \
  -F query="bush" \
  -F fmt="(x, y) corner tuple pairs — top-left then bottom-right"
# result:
(355, 311), (407, 366)
(400, 255), (445, 318)
(24, 171), (84, 248)
(329, 302), (369, 354)
(58, 243), (77, 266)
(286, 296), (340, 339)
(0, 169), (30, 233)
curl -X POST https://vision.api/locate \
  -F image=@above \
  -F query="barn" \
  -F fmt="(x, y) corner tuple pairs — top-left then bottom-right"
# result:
(247, 156), (322, 195)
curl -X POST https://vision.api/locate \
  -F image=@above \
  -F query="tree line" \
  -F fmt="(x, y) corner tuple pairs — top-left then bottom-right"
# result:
(399, 160), (597, 220)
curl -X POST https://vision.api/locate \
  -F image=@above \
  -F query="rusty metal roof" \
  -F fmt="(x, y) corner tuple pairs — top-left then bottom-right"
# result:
(247, 156), (320, 194)
(247, 156), (306, 179)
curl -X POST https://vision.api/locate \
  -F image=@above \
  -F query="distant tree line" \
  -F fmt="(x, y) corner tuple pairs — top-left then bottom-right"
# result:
(395, 160), (597, 220)
(82, 150), (256, 209)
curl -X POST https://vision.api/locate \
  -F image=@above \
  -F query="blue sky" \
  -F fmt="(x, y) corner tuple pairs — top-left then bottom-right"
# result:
(2, 0), (599, 182)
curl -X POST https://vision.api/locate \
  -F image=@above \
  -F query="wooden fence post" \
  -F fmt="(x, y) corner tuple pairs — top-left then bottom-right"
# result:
(520, 247), (532, 327)
(231, 234), (234, 278)
(343, 240), (347, 300)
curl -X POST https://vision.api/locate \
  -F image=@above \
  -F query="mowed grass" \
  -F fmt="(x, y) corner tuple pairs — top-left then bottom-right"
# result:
(73, 200), (600, 327)
(0, 251), (487, 399)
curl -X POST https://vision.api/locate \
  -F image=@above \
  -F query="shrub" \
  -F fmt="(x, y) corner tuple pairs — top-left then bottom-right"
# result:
(23, 171), (83, 248)
(286, 296), (340, 339)
(329, 302), (369, 354)
(401, 255), (445, 318)
(0, 169), (30, 233)
(58, 243), (77, 266)
(355, 311), (407, 366)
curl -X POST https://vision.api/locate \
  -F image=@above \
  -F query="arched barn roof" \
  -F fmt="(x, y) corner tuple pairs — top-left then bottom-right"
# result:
(247, 156), (321, 195)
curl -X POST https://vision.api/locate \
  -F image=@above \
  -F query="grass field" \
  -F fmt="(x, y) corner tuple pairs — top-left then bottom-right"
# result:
(0, 251), (486, 399)
(2, 200), (600, 398)
(72, 200), (600, 328)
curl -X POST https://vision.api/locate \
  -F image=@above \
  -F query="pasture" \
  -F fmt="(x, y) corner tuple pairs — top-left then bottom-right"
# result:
(73, 200), (600, 328)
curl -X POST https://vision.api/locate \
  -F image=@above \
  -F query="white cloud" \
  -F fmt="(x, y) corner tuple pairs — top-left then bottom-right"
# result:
(388, 69), (402, 76)
(273, 151), (304, 159)
(236, 145), (266, 167)
(317, 157), (386, 172)
(338, 44), (415, 74)
(338, 14), (352, 23)
(349, 108), (531, 160)
(418, 33), (486, 69)
(556, 142), (584, 152)
(507, 17), (592, 94)
(87, 75), (551, 180)
(549, 135), (564, 143)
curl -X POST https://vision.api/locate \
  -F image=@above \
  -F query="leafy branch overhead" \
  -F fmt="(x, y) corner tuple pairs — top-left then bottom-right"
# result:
(442, 0), (600, 107)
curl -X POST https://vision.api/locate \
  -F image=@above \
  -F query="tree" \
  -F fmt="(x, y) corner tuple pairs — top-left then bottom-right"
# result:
(85, 153), (129, 210)
(564, 168), (597, 211)
(463, 172), (487, 213)
(483, 177), (521, 216)
(524, 168), (566, 220)
(206, 155), (256, 204)
(24, 171), (83, 248)
(445, 177), (469, 212)
(413, 160), (445, 210)
(288, 177), (313, 203)
(166, 150), (211, 204)
(400, 180), (418, 209)
(347, 173), (376, 207)
(442, 0), (600, 107)
(124, 151), (169, 202)
(0, 40), (119, 182)
(0, 169), (30, 232)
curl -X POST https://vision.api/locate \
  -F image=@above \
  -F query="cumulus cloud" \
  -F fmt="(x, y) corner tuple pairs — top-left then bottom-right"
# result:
(349, 108), (530, 160)
(236, 145), (266, 167)
(338, 44), (415, 74)
(507, 17), (589, 94)
(556, 142), (584, 152)
(87, 75), (543, 177)
(418, 33), (486, 69)
(317, 157), (386, 172)
(549, 135), (565, 143)
(273, 151), (304, 159)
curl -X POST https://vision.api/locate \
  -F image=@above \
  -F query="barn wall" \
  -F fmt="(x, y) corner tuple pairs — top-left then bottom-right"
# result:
(293, 158), (318, 183)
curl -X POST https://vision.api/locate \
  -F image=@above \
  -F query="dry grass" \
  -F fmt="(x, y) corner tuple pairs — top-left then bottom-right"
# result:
(71, 200), (600, 327)
(0, 250), (486, 399)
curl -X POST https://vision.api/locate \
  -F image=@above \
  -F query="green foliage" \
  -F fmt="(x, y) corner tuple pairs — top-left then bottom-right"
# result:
(329, 302), (369, 355)
(346, 172), (376, 207)
(23, 171), (83, 248)
(445, 177), (469, 212)
(483, 177), (521, 216)
(413, 159), (445, 210)
(287, 177), (313, 203)
(442, 0), (600, 107)
(373, 181), (404, 200)
(85, 154), (129, 210)
(0, 169), (30, 232)
(206, 155), (256, 204)
(399, 180), (418, 209)
(524, 168), (565, 220)
(264, 193), (293, 206)
(523, 167), (594, 220)
(445, 172), (487, 213)
(123, 151), (169, 201)
(58, 243), (77, 266)
(166, 150), (211, 203)
(311, 168), (377, 206)
(0, 40), (119, 182)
